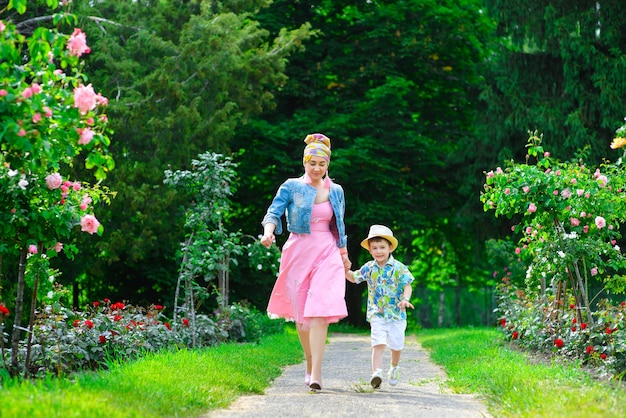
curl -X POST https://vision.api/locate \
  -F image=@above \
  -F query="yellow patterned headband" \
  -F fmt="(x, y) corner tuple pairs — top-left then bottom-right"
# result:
(303, 133), (331, 163)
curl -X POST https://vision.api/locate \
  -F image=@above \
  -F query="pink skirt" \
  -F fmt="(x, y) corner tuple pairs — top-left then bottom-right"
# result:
(267, 201), (348, 330)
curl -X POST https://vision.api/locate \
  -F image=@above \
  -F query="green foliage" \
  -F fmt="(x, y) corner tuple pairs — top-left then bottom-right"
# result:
(233, 0), (496, 322)
(164, 152), (280, 317)
(59, 0), (314, 305)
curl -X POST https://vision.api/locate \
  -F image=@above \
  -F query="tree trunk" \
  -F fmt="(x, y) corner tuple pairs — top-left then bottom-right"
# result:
(10, 249), (27, 376)
(455, 284), (461, 326)
(438, 291), (445, 327)
(24, 264), (39, 378)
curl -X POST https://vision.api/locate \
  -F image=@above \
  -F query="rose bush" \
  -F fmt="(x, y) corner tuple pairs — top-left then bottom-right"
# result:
(482, 122), (626, 377)
(1, 0), (114, 375)
(1, 298), (282, 378)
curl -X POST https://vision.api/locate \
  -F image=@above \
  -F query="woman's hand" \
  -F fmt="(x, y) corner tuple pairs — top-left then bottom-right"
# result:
(342, 254), (351, 271)
(260, 233), (275, 248)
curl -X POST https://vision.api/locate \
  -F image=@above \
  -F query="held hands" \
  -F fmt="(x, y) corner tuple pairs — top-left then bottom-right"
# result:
(342, 254), (351, 271)
(260, 233), (275, 248)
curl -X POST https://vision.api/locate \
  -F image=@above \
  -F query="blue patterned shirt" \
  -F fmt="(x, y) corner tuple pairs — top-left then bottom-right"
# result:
(352, 255), (415, 322)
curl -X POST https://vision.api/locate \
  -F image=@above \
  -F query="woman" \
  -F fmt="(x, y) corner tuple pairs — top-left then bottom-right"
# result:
(260, 133), (351, 391)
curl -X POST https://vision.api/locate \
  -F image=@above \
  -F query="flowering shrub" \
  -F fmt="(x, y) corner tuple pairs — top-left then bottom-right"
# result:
(1, 1), (115, 375)
(496, 278), (626, 377)
(1, 298), (280, 378)
(483, 123), (626, 377)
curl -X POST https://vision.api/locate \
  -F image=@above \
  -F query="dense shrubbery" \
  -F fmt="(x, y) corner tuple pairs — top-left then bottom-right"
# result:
(0, 299), (283, 379)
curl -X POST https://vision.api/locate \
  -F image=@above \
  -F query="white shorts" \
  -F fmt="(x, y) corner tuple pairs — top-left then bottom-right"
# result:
(370, 316), (407, 351)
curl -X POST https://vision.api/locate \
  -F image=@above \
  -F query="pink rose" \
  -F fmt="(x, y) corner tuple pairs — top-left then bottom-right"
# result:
(96, 93), (108, 106)
(570, 218), (580, 226)
(590, 267), (598, 276)
(597, 175), (608, 187)
(73, 84), (97, 114)
(67, 28), (90, 57)
(0, 89), (7, 96)
(595, 216), (606, 229)
(522, 186), (530, 193)
(28, 244), (38, 254)
(528, 203), (537, 213)
(78, 127), (95, 145)
(45, 173), (63, 190)
(54, 242), (63, 253)
(81, 214), (100, 234)
(0, 20), (5, 32)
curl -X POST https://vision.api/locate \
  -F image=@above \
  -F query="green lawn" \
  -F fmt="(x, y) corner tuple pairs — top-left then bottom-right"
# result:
(1, 326), (624, 417)
(418, 327), (626, 418)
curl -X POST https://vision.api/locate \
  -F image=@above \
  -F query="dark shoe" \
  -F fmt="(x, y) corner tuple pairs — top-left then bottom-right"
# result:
(309, 381), (322, 392)
(370, 370), (382, 389)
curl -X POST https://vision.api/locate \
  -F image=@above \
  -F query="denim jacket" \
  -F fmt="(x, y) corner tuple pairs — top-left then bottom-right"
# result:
(261, 176), (347, 248)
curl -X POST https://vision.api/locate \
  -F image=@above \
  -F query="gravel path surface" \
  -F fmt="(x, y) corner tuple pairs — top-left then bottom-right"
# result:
(203, 333), (492, 418)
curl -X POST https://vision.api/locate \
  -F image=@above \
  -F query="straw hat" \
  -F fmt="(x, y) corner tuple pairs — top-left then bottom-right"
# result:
(360, 224), (398, 251)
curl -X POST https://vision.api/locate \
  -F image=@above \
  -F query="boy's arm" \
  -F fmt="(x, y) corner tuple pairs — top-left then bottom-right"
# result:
(399, 283), (414, 310)
(345, 270), (356, 283)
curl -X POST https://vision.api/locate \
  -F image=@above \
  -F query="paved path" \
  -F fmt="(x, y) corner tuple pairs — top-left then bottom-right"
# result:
(203, 333), (492, 418)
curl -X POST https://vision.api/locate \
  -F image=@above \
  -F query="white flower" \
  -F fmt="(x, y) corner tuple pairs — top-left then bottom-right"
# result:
(526, 265), (533, 279)
(558, 251), (566, 258)
(257, 264), (262, 270)
(48, 275), (55, 283)
(8, 169), (18, 177)
(615, 245), (621, 252)
(18, 178), (28, 189)
(47, 291), (54, 299)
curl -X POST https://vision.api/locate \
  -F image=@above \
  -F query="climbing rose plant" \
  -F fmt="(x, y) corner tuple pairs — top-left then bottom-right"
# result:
(1, 1), (114, 375)
(481, 124), (626, 377)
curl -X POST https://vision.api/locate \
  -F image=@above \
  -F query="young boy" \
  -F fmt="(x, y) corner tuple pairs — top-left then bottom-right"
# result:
(345, 225), (415, 389)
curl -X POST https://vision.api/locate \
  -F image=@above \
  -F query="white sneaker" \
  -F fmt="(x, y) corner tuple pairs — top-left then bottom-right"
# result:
(388, 366), (399, 386)
(370, 369), (383, 389)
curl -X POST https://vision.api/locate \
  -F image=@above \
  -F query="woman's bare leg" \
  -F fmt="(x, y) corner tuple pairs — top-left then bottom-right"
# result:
(297, 323), (312, 377)
(308, 317), (328, 385)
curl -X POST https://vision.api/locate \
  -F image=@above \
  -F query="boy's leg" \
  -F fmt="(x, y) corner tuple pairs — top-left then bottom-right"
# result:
(369, 317), (387, 389)
(372, 344), (386, 371)
(390, 348), (402, 367)
(387, 320), (407, 386)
